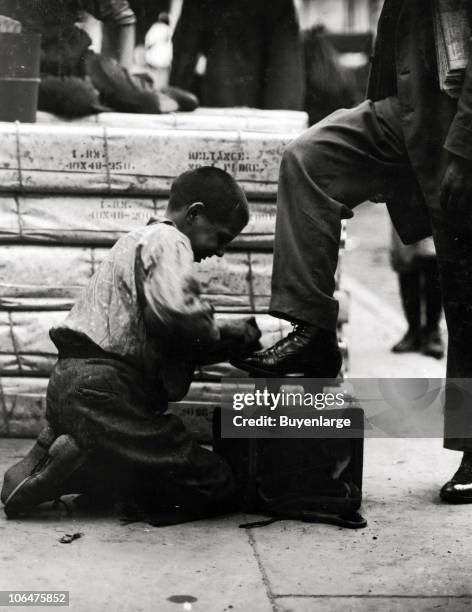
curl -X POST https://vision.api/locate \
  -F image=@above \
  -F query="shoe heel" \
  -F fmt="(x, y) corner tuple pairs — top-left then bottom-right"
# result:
(37, 425), (56, 450)
(47, 435), (86, 477)
(3, 435), (85, 512)
(1, 426), (56, 506)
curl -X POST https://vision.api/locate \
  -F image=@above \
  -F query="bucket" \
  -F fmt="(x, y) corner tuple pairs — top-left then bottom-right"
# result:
(0, 32), (41, 122)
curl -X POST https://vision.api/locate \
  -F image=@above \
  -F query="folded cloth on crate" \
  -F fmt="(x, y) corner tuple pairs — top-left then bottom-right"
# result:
(0, 122), (293, 198)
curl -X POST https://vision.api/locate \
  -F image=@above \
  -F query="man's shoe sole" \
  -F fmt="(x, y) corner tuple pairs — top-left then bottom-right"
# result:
(230, 358), (337, 379)
(440, 486), (472, 504)
(230, 357), (320, 378)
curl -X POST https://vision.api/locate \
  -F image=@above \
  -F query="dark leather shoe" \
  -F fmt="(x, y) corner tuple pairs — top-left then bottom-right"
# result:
(1, 425), (56, 509)
(231, 323), (342, 377)
(391, 329), (422, 353)
(421, 328), (445, 359)
(2, 434), (85, 517)
(440, 457), (472, 503)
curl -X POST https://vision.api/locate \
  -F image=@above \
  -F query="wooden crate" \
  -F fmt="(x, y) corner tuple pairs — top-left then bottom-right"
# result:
(0, 195), (277, 250)
(0, 244), (349, 316)
(0, 122), (294, 198)
(0, 246), (273, 312)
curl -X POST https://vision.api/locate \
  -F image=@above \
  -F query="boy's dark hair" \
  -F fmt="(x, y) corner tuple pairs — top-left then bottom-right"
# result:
(168, 166), (249, 226)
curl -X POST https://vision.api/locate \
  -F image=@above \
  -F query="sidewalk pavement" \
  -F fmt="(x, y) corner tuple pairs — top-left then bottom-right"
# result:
(343, 275), (446, 378)
(2, 281), (470, 612)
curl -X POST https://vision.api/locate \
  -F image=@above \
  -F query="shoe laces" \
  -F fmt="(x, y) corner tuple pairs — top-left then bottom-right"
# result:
(263, 324), (303, 358)
(289, 323), (310, 337)
(288, 323), (301, 336)
(280, 323), (306, 346)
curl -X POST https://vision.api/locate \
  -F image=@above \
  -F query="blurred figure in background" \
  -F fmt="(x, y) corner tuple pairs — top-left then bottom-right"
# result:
(144, 12), (173, 88)
(390, 228), (444, 359)
(0, 0), (197, 117)
(170, 0), (304, 109)
(303, 26), (360, 126)
(128, 0), (170, 46)
(0, 0), (136, 69)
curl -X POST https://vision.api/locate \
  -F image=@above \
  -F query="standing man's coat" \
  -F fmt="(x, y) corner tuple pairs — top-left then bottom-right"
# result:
(367, 0), (472, 244)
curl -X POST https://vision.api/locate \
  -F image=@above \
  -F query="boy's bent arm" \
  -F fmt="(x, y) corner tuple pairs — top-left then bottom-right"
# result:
(137, 230), (220, 345)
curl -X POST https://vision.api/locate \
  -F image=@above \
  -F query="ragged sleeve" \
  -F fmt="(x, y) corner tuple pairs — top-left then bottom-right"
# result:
(137, 225), (220, 344)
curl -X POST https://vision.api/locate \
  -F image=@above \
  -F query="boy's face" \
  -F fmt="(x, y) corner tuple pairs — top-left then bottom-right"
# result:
(186, 207), (244, 262)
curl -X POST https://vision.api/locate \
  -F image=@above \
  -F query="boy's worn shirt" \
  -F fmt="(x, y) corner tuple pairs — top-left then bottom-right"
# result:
(51, 220), (219, 396)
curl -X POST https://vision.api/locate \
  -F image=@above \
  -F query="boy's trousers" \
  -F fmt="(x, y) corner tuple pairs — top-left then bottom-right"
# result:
(46, 355), (236, 513)
(270, 97), (472, 452)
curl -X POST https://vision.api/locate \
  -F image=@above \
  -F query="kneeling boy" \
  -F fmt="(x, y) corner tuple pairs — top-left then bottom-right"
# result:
(1, 167), (252, 524)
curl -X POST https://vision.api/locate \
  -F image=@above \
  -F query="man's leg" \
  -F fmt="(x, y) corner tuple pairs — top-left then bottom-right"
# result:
(235, 97), (414, 376)
(421, 258), (444, 359)
(428, 209), (472, 501)
(391, 271), (423, 353)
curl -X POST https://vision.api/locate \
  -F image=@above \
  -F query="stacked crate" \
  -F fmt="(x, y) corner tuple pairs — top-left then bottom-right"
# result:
(36, 108), (309, 132)
(0, 110), (348, 442)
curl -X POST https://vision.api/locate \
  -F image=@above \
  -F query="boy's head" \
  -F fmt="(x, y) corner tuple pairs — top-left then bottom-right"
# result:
(166, 166), (250, 262)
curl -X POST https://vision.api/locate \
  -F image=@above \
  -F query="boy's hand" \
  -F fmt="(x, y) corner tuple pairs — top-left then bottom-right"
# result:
(192, 316), (262, 366)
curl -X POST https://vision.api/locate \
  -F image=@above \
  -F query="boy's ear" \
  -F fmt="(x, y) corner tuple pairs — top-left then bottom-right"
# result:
(186, 201), (205, 223)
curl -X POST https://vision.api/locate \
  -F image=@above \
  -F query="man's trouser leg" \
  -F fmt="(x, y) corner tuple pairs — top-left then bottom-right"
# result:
(270, 97), (414, 331)
(267, 96), (472, 453)
(46, 357), (236, 513)
(429, 207), (472, 452)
